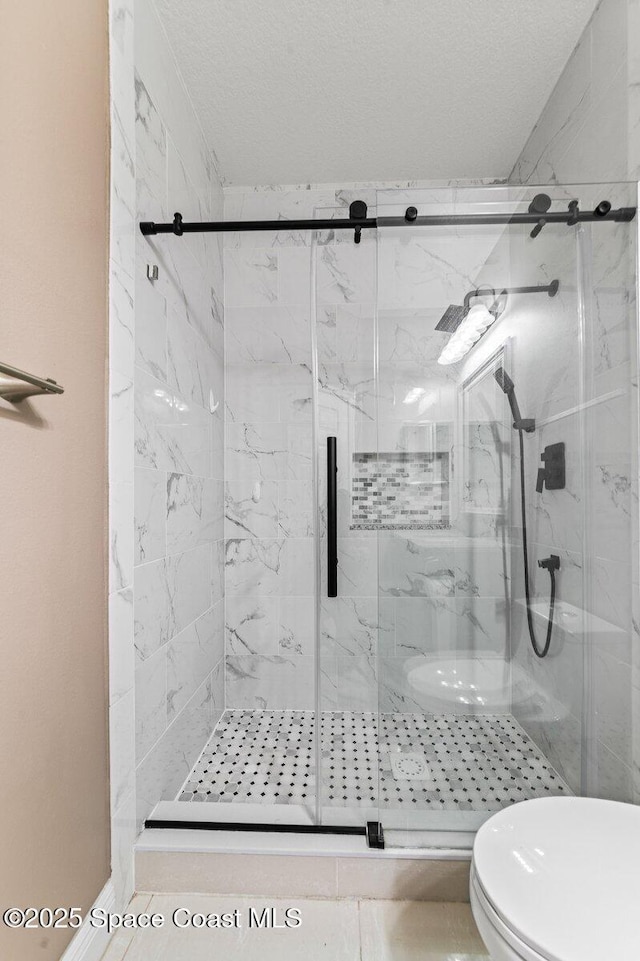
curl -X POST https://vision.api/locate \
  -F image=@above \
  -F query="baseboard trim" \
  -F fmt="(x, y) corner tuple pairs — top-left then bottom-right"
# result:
(60, 879), (115, 961)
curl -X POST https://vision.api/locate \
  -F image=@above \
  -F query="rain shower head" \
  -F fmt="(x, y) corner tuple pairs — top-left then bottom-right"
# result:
(436, 279), (560, 366)
(435, 303), (467, 332)
(436, 285), (500, 336)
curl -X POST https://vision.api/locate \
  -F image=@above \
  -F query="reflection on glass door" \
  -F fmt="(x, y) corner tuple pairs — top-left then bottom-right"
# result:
(372, 183), (638, 848)
(312, 207), (380, 827)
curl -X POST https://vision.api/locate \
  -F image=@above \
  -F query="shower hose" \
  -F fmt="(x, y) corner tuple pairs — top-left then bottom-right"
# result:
(518, 428), (556, 658)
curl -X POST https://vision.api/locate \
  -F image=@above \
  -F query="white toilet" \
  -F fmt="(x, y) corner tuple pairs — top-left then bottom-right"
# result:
(470, 796), (640, 961)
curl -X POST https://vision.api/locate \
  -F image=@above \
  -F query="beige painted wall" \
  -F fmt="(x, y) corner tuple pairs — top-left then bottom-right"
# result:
(0, 2), (111, 959)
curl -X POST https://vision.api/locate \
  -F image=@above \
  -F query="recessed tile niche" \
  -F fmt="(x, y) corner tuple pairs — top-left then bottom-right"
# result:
(351, 451), (450, 530)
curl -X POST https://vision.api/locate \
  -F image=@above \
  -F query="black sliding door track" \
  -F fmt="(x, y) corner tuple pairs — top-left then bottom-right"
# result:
(145, 819), (363, 836)
(140, 199), (636, 239)
(144, 819), (385, 848)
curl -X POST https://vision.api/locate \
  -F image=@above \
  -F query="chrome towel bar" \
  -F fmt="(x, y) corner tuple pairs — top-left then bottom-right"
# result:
(0, 362), (64, 404)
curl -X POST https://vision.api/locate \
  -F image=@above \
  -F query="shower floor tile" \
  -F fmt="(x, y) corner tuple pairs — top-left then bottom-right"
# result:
(177, 710), (569, 811)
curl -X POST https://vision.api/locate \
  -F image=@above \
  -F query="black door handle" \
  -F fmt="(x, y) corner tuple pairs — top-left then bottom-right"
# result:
(327, 436), (337, 597)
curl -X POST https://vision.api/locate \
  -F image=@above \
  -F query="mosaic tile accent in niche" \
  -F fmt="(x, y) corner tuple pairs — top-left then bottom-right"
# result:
(351, 452), (450, 530)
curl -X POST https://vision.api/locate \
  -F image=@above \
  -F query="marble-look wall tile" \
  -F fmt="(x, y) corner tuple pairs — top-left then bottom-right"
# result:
(278, 596), (315, 655)
(225, 654), (314, 710)
(135, 467), (166, 564)
(135, 0), (211, 196)
(109, 587), (135, 705)
(134, 557), (172, 661)
(136, 675), (213, 828)
(166, 472), (218, 554)
(135, 74), (166, 221)
(225, 363), (312, 425)
(226, 596), (279, 655)
(316, 244), (375, 305)
(225, 423), (312, 481)
(225, 537), (314, 597)
(110, 262), (135, 381)
(110, 370), (134, 484)
(225, 479), (279, 538)
(226, 306), (311, 364)
(225, 249), (278, 307)
(135, 645), (167, 760)
(110, 104), (135, 279)
(110, 480), (134, 593)
(135, 254), (167, 381)
(167, 605), (223, 721)
(167, 544), (213, 636)
(211, 538), (225, 607)
(278, 480), (314, 537)
(321, 597), (378, 657)
(110, 0), (136, 912)
(167, 305), (217, 409)
(135, 368), (212, 477)
(110, 690), (136, 813)
(594, 647), (633, 765)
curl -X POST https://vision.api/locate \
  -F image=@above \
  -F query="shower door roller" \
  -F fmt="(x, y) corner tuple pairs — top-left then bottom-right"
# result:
(327, 437), (338, 597)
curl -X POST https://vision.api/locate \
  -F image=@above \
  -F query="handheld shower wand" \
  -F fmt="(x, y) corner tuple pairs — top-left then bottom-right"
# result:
(493, 367), (535, 433)
(494, 365), (558, 658)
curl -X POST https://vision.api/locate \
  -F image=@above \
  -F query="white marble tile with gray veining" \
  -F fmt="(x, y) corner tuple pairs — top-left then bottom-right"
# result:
(211, 538), (225, 607)
(225, 654), (314, 710)
(167, 305), (218, 410)
(278, 480), (314, 536)
(226, 595), (279, 655)
(109, 587), (135, 705)
(110, 690), (136, 813)
(379, 536), (455, 598)
(225, 479), (278, 538)
(136, 675), (213, 826)
(316, 243), (376, 305)
(134, 467), (166, 565)
(135, 645), (167, 761)
(167, 605), (222, 722)
(278, 596), (315, 655)
(225, 422), (312, 481)
(110, 260), (135, 380)
(110, 480), (134, 594)
(226, 306), (311, 364)
(166, 544), (212, 638)
(135, 74), (166, 221)
(224, 249), (278, 307)
(135, 249), (167, 381)
(134, 557), (172, 661)
(166, 472), (217, 554)
(321, 597), (379, 657)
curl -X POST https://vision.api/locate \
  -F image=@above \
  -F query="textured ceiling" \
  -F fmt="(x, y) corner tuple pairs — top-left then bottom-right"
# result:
(152, 0), (599, 186)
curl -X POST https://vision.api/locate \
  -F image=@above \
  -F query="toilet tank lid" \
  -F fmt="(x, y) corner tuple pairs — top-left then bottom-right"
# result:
(473, 797), (640, 961)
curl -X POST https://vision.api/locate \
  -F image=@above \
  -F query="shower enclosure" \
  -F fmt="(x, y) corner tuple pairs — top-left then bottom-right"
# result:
(148, 182), (639, 850)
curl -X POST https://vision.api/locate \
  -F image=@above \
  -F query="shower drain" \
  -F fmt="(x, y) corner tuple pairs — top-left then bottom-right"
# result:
(389, 752), (431, 781)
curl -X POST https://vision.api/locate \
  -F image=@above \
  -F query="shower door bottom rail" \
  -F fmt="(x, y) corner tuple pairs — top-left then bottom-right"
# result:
(144, 818), (385, 849)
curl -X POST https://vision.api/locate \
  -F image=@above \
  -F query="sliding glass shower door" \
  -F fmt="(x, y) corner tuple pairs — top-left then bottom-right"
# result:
(311, 206), (381, 827)
(370, 183), (638, 848)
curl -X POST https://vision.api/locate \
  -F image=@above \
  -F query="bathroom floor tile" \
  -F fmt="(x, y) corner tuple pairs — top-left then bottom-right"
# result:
(358, 900), (489, 961)
(118, 894), (360, 960)
(100, 894), (153, 960)
(177, 709), (569, 811)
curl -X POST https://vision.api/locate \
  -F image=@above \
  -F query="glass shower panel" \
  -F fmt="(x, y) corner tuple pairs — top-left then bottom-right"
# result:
(312, 207), (380, 827)
(373, 183), (627, 846)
